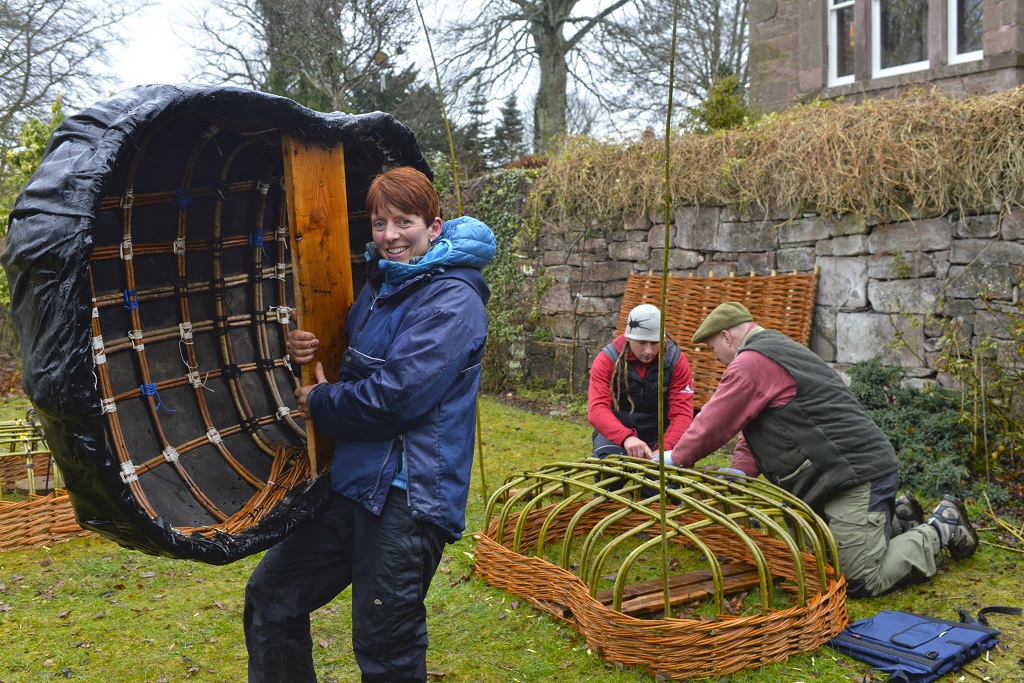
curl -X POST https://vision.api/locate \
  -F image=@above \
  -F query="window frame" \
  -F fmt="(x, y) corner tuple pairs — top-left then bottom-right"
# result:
(947, 0), (984, 65)
(829, 0), (857, 86)
(871, 0), (931, 78)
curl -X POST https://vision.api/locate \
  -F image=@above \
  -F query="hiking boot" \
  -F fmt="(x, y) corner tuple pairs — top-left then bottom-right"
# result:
(926, 495), (978, 560)
(893, 490), (925, 535)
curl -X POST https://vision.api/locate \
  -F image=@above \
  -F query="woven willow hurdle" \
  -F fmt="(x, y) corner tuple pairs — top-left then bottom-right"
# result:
(0, 416), (91, 551)
(0, 414), (52, 494)
(475, 458), (847, 680)
(0, 494), (90, 551)
(618, 270), (819, 408)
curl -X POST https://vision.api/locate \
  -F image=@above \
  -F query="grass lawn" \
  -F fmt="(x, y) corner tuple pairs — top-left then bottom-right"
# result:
(0, 394), (1022, 682)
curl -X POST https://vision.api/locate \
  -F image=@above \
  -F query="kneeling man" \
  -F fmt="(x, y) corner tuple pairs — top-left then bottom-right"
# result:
(666, 302), (977, 597)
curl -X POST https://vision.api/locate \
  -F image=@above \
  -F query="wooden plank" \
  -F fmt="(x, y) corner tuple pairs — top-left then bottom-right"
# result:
(282, 136), (354, 474)
(595, 563), (762, 617)
(594, 562), (752, 604)
(617, 571), (761, 616)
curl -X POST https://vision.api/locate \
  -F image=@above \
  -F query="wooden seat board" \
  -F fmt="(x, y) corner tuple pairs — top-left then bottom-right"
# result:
(595, 562), (763, 616)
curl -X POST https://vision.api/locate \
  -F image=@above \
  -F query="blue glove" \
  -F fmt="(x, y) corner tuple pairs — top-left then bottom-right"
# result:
(716, 467), (746, 480)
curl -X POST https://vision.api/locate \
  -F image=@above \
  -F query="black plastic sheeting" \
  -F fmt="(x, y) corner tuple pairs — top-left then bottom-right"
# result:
(1, 84), (431, 563)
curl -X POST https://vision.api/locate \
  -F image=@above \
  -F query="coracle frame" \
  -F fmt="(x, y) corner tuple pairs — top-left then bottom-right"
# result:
(475, 457), (848, 680)
(2, 85), (430, 563)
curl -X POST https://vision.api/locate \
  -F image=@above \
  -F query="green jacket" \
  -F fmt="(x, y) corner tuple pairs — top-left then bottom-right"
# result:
(740, 330), (898, 512)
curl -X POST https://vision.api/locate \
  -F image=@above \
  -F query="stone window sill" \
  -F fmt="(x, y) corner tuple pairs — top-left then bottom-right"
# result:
(814, 53), (1024, 102)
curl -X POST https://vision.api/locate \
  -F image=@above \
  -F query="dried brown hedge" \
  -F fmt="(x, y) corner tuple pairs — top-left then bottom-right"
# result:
(532, 87), (1024, 222)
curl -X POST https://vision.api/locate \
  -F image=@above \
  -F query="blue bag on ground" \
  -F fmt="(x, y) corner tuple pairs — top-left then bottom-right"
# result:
(827, 610), (1002, 683)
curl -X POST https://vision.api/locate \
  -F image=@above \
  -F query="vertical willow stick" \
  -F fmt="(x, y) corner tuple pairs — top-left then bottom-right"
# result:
(413, 0), (463, 217)
(658, 0), (682, 617)
(413, 0), (488, 506)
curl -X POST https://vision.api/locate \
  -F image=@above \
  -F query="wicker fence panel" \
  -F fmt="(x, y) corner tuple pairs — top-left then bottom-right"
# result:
(616, 272), (819, 408)
(0, 494), (92, 552)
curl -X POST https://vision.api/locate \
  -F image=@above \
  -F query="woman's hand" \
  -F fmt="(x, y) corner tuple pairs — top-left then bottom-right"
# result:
(295, 362), (329, 419)
(286, 329), (319, 365)
(623, 435), (653, 459)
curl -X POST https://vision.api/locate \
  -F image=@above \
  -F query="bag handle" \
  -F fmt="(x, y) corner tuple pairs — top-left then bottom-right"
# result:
(958, 605), (1022, 627)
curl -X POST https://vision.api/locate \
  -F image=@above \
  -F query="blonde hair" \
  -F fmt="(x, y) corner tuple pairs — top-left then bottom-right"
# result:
(610, 350), (636, 414)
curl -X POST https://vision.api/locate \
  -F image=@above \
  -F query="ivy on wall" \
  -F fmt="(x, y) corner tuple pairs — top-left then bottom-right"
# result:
(438, 167), (548, 392)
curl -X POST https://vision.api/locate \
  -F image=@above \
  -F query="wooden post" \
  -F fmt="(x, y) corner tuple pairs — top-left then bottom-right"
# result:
(282, 136), (354, 474)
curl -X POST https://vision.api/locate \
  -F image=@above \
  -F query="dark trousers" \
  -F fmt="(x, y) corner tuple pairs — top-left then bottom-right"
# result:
(244, 487), (447, 683)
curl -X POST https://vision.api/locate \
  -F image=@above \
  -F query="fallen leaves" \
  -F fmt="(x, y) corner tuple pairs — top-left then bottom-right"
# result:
(448, 573), (472, 588)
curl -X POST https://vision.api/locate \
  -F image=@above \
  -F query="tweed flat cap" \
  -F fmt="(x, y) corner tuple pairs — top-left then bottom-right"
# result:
(691, 302), (754, 343)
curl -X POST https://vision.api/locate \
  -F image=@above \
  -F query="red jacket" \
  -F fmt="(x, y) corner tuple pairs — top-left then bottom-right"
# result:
(587, 335), (694, 449)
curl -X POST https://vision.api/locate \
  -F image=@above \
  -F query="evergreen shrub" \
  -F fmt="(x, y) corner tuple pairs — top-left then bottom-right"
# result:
(849, 357), (972, 500)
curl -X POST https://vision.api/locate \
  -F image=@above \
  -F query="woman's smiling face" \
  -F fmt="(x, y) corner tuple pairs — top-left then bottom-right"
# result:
(371, 204), (442, 263)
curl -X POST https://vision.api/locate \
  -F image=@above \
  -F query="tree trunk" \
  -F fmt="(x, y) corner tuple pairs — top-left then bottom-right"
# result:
(531, 6), (571, 153)
(533, 44), (569, 153)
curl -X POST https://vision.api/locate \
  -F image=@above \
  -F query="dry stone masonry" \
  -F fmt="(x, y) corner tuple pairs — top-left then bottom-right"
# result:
(521, 203), (1024, 391)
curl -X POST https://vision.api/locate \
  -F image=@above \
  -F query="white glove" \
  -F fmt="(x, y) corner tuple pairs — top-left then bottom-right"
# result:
(716, 467), (746, 480)
(654, 450), (675, 466)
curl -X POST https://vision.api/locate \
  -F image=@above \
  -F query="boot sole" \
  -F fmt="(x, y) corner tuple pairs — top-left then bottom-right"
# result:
(942, 496), (979, 560)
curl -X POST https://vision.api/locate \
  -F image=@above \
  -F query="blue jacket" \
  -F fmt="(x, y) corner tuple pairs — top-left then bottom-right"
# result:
(306, 216), (495, 539)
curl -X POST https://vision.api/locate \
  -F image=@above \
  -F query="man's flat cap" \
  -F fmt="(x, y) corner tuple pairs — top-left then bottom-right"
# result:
(691, 302), (754, 343)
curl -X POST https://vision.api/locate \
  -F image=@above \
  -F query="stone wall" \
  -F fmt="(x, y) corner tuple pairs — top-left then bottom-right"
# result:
(519, 204), (1024, 391)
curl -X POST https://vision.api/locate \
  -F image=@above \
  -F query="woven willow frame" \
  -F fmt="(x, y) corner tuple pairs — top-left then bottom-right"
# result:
(0, 493), (91, 551)
(0, 419), (90, 551)
(475, 458), (847, 679)
(87, 120), (310, 539)
(617, 271), (819, 408)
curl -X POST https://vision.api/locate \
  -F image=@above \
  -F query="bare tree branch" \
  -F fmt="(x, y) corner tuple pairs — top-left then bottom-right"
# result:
(592, 0), (749, 131)
(188, 0), (416, 112)
(442, 0), (638, 152)
(440, 0), (747, 149)
(1, 0), (145, 174)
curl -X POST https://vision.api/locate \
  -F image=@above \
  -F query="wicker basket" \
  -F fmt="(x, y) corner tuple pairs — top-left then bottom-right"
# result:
(0, 493), (91, 552)
(475, 458), (847, 680)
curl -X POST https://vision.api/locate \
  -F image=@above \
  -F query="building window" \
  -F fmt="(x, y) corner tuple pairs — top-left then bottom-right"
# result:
(829, 0), (856, 85)
(872, 0), (929, 77)
(949, 0), (983, 64)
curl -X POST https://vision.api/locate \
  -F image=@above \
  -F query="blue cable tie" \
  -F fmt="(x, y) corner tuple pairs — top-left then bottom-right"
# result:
(140, 382), (175, 413)
(175, 188), (193, 210)
(123, 290), (139, 310)
(250, 228), (269, 259)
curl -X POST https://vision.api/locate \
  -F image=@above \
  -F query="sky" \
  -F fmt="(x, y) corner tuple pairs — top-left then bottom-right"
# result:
(93, 0), (488, 114)
(91, 0), (516, 129)
(100, 0), (204, 92)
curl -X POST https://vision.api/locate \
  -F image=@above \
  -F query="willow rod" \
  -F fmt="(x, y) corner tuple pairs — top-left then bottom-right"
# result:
(657, 0), (683, 617)
(412, 0), (487, 504)
(413, 0), (463, 217)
